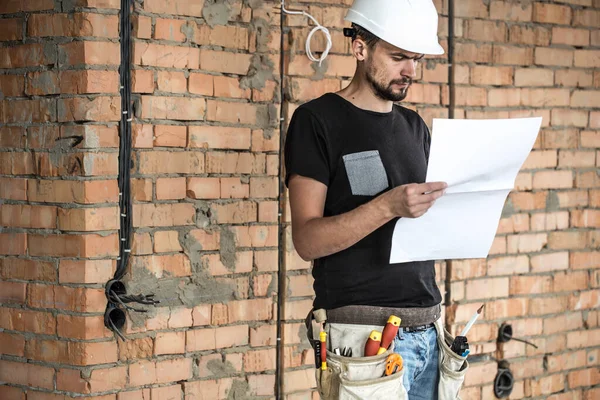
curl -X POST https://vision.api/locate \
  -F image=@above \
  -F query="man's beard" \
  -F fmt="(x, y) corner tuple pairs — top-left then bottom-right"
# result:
(366, 65), (412, 102)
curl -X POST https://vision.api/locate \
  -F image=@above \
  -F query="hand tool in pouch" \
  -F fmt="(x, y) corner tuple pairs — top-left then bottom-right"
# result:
(377, 315), (401, 355)
(450, 304), (483, 356)
(320, 331), (327, 370)
(364, 330), (382, 356)
(384, 353), (403, 376)
(314, 339), (321, 368)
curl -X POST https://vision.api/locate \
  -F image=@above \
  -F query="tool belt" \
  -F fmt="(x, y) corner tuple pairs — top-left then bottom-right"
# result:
(325, 304), (441, 328)
(306, 305), (469, 400)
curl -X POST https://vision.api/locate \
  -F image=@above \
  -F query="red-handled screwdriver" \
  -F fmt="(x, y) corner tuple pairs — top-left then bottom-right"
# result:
(320, 331), (327, 370)
(364, 330), (382, 356)
(377, 315), (401, 355)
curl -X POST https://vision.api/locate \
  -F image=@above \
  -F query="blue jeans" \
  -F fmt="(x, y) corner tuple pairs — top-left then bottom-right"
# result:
(393, 325), (439, 400)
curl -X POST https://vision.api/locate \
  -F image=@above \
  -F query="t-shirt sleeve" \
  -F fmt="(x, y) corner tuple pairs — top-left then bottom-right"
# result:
(284, 107), (330, 187)
(423, 122), (432, 162)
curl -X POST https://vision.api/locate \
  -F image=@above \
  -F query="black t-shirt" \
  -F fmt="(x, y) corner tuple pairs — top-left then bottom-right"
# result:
(284, 92), (442, 310)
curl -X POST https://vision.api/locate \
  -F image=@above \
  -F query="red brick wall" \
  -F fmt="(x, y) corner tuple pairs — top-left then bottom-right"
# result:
(0, 0), (125, 398)
(0, 0), (599, 399)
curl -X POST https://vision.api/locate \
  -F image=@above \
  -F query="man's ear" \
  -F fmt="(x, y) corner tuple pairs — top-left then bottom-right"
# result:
(351, 38), (368, 62)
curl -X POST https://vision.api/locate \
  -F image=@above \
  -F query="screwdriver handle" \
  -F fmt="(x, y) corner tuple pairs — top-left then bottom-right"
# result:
(364, 330), (382, 357)
(378, 315), (401, 355)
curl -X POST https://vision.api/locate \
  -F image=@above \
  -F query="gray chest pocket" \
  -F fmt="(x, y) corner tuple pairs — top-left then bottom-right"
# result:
(342, 150), (389, 196)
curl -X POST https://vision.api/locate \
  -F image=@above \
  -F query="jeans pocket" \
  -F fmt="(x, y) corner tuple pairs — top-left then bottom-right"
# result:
(343, 150), (389, 196)
(434, 319), (469, 400)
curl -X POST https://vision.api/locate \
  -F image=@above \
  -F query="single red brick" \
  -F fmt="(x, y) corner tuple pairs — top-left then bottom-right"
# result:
(139, 96), (206, 121)
(132, 203), (195, 227)
(130, 254), (191, 279)
(213, 75), (251, 99)
(199, 50), (251, 74)
(0, 233), (27, 255)
(153, 230), (183, 253)
(0, 74), (25, 96)
(0, 386), (25, 400)
(134, 42), (199, 69)
(0, 308), (56, 335)
(189, 126), (251, 150)
(132, 69), (154, 94)
(59, 259), (115, 284)
(59, 41), (120, 66)
(132, 15), (152, 39)
(0, 360), (54, 389)
(154, 124), (187, 147)
(156, 177), (187, 200)
(0, 43), (55, 68)
(154, 18), (188, 42)
(0, 0), (53, 13)
(143, 0), (204, 17)
(189, 72), (213, 96)
(57, 315), (112, 340)
(0, 332), (25, 356)
(193, 24), (249, 49)
(154, 331), (185, 355)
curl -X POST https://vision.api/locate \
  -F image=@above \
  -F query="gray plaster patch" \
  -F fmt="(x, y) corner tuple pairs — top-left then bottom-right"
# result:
(425, 59), (437, 70)
(202, 0), (232, 27)
(181, 22), (195, 43)
(546, 191), (560, 211)
(49, 137), (72, 166)
(256, 104), (278, 129)
(220, 227), (237, 271)
(83, 127), (100, 148)
(266, 274), (278, 297)
(43, 42), (57, 65)
(250, 17), (271, 53)
(244, 0), (263, 9)
(311, 58), (328, 81)
(227, 379), (253, 400)
(240, 54), (275, 91)
(501, 197), (515, 218)
(194, 201), (212, 228)
(262, 130), (275, 140)
(82, 154), (95, 175)
(177, 231), (236, 307)
(57, 0), (77, 12)
(207, 358), (237, 377)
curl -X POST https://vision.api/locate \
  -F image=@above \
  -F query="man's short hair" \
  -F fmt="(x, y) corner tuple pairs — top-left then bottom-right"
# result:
(351, 23), (380, 48)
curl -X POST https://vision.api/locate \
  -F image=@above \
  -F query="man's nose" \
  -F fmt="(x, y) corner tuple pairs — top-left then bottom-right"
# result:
(403, 59), (417, 78)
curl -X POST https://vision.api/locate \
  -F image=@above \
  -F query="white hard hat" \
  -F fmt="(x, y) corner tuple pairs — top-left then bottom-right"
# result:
(345, 0), (444, 55)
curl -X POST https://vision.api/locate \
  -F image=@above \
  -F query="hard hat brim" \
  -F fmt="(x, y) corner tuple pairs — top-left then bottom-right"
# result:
(345, 10), (445, 56)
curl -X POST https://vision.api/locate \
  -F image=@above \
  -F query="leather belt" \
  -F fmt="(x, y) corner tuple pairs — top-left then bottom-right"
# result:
(325, 304), (441, 328)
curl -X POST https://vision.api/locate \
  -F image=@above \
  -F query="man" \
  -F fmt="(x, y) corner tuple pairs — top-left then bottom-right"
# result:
(284, 0), (448, 398)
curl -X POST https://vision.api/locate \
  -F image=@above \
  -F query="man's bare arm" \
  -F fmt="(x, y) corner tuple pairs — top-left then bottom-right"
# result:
(288, 175), (447, 261)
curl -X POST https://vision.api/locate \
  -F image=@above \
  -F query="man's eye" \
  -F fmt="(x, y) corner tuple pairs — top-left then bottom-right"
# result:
(393, 57), (407, 62)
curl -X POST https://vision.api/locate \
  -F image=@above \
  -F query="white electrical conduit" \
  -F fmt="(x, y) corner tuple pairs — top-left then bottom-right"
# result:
(281, 0), (332, 65)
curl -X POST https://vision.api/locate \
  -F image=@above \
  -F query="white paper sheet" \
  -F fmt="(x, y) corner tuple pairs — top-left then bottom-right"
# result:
(390, 117), (542, 264)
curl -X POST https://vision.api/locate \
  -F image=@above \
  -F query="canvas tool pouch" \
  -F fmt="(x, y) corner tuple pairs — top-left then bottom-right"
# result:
(433, 318), (469, 400)
(316, 322), (407, 400)
(307, 305), (469, 400)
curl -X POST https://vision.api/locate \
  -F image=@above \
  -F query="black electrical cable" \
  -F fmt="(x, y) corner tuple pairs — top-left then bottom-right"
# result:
(275, 1), (286, 398)
(104, 0), (158, 340)
(444, 0), (455, 333)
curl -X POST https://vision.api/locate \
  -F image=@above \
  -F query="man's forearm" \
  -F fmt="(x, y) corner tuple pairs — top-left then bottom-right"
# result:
(292, 194), (394, 261)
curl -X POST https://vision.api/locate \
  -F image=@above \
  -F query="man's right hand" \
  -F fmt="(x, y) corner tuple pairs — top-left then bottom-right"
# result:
(382, 182), (448, 218)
